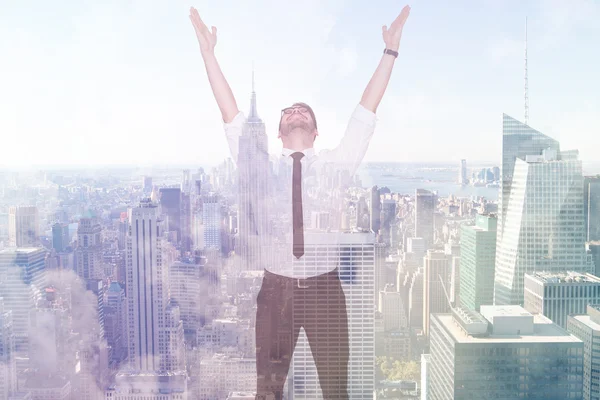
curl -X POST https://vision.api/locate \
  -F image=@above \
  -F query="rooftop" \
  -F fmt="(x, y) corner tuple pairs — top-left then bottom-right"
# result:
(527, 271), (600, 284)
(570, 314), (600, 331)
(436, 311), (581, 344)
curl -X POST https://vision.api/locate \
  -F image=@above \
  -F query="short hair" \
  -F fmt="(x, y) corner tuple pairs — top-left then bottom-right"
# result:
(278, 102), (317, 133)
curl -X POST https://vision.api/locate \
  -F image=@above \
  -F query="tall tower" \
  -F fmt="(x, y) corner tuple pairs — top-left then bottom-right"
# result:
(369, 186), (381, 234)
(422, 249), (452, 337)
(458, 159), (467, 185)
(498, 115), (559, 241)
(125, 199), (184, 372)
(0, 299), (17, 399)
(495, 123), (591, 305)
(0, 248), (46, 374)
(75, 211), (103, 280)
(236, 71), (270, 270)
(524, 17), (529, 125)
(159, 188), (182, 243)
(8, 205), (39, 247)
(460, 214), (497, 311)
(415, 189), (436, 249)
(290, 231), (375, 400)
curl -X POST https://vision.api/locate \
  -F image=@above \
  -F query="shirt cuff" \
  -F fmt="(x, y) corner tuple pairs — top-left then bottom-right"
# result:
(353, 103), (378, 126)
(223, 111), (245, 129)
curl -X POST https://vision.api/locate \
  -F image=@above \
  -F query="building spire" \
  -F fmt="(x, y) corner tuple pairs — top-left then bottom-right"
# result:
(524, 16), (529, 125)
(249, 61), (259, 119)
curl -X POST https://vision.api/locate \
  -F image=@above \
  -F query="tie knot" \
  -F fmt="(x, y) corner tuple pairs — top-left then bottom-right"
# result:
(290, 152), (305, 162)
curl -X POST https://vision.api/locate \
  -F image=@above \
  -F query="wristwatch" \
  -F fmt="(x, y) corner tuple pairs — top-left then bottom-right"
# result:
(383, 48), (398, 58)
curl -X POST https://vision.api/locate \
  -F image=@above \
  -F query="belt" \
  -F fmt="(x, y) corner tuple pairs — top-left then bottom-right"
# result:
(264, 267), (339, 289)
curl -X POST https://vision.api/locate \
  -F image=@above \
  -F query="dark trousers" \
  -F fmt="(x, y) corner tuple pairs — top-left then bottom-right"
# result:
(255, 267), (349, 400)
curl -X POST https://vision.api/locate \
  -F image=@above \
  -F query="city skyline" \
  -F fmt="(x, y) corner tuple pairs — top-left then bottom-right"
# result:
(1, 0), (599, 167)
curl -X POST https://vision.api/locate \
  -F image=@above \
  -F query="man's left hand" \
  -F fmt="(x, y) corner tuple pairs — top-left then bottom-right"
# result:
(382, 5), (411, 52)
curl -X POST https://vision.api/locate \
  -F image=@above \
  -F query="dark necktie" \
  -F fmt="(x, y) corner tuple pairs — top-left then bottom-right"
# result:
(291, 152), (305, 258)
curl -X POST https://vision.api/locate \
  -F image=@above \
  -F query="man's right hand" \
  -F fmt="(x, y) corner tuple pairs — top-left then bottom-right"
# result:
(189, 7), (217, 57)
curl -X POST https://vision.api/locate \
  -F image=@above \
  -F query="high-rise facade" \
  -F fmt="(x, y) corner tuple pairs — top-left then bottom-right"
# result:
(495, 116), (591, 305)
(422, 250), (452, 336)
(369, 185), (381, 234)
(203, 193), (222, 250)
(169, 261), (204, 333)
(429, 306), (584, 400)
(415, 189), (435, 249)
(125, 199), (184, 372)
(159, 188), (182, 243)
(289, 231), (375, 400)
(567, 304), (600, 400)
(8, 205), (39, 247)
(52, 223), (70, 252)
(105, 282), (127, 366)
(524, 271), (600, 328)
(584, 176), (600, 242)
(458, 159), (467, 185)
(0, 247), (46, 368)
(498, 114), (560, 235)
(0, 299), (17, 399)
(75, 214), (103, 280)
(460, 214), (497, 311)
(235, 86), (270, 271)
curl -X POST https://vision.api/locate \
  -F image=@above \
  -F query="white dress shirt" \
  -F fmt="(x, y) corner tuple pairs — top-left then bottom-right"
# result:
(223, 104), (377, 278)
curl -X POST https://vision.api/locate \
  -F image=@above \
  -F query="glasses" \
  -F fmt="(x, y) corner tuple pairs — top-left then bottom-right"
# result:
(281, 106), (309, 116)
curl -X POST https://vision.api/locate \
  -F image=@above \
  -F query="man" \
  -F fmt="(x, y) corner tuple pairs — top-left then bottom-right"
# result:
(190, 5), (410, 399)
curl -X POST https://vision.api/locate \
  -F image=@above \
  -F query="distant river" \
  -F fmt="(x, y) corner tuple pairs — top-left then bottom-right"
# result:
(357, 162), (499, 200)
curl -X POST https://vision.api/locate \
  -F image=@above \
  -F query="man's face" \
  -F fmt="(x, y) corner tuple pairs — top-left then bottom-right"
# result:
(278, 105), (316, 138)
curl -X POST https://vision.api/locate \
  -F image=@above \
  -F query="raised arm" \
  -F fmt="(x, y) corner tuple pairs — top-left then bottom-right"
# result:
(321, 5), (411, 176)
(189, 7), (240, 123)
(360, 5), (411, 113)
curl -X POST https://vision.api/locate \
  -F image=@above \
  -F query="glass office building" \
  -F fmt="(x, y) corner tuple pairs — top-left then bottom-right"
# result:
(429, 306), (584, 400)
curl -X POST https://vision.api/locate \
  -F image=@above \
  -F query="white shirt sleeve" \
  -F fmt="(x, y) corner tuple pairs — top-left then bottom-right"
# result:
(223, 111), (246, 166)
(318, 103), (378, 177)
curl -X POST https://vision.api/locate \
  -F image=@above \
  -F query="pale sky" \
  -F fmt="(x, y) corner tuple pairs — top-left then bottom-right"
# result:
(1, 0), (599, 168)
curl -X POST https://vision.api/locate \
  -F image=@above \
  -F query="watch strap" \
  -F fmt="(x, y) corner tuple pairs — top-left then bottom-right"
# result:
(383, 48), (399, 58)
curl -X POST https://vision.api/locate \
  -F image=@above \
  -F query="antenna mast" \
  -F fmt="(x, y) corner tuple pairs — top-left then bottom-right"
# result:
(524, 17), (529, 125)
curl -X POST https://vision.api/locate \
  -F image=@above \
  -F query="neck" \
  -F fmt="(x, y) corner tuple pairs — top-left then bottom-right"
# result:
(282, 137), (313, 152)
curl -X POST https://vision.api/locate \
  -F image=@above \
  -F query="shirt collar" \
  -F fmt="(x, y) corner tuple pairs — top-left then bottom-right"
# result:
(281, 147), (315, 159)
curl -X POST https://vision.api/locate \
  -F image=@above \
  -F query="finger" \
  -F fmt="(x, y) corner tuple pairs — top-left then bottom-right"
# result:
(191, 10), (209, 33)
(382, 24), (388, 33)
(393, 5), (411, 26)
(212, 26), (217, 36)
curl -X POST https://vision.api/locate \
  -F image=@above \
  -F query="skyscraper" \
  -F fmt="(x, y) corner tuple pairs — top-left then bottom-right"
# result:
(125, 199), (184, 372)
(498, 114), (559, 236)
(459, 214), (497, 311)
(495, 116), (591, 305)
(289, 231), (375, 400)
(0, 247), (46, 374)
(235, 81), (270, 271)
(422, 249), (452, 336)
(458, 159), (467, 185)
(415, 189), (435, 249)
(203, 193), (222, 250)
(524, 271), (600, 328)
(8, 205), (39, 247)
(429, 306), (584, 399)
(567, 304), (600, 400)
(143, 176), (153, 195)
(104, 282), (126, 366)
(159, 188), (182, 243)
(0, 299), (17, 399)
(584, 176), (600, 242)
(180, 192), (192, 253)
(52, 223), (70, 252)
(369, 185), (381, 234)
(75, 212), (103, 280)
